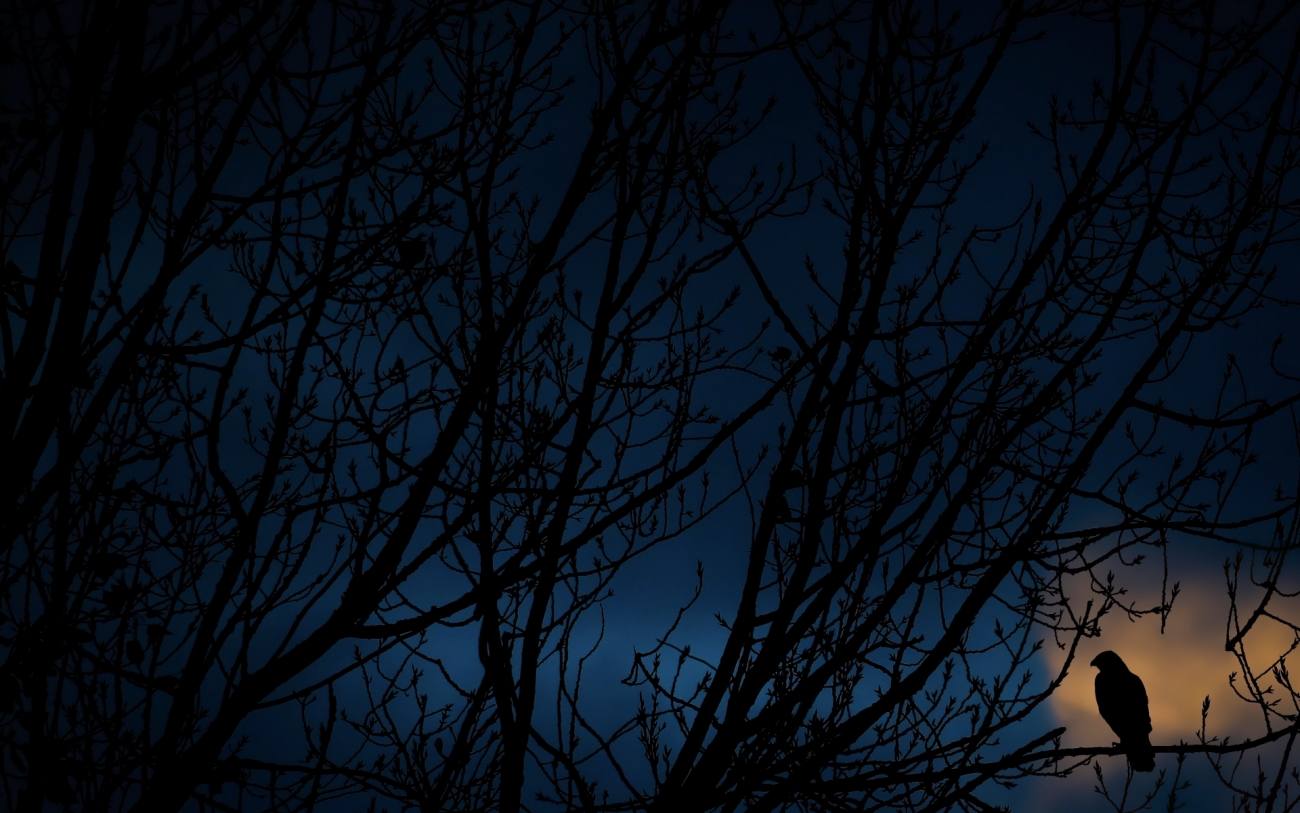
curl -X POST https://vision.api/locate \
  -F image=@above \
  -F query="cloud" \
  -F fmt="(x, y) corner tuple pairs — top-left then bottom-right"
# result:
(1042, 568), (1296, 749)
(1018, 559), (1299, 811)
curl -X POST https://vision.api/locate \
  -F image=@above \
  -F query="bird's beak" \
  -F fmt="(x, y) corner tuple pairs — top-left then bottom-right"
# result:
(1089, 655), (1100, 668)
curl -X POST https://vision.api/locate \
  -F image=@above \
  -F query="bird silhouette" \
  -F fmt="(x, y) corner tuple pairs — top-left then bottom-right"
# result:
(1091, 650), (1155, 772)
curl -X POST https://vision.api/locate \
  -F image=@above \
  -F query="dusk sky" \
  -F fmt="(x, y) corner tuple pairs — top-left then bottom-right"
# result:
(3, 1), (1300, 811)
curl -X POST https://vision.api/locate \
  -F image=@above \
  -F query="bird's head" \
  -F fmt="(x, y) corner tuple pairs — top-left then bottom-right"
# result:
(1090, 650), (1127, 672)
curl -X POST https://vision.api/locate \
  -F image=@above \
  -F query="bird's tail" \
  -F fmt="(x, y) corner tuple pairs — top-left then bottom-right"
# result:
(1123, 734), (1155, 772)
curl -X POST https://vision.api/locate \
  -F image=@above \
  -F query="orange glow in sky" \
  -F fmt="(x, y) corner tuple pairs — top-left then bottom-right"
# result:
(1023, 565), (1298, 809)
(1043, 570), (1297, 749)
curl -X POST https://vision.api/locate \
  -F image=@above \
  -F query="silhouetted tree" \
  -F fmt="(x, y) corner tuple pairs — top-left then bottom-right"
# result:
(2, 1), (1299, 812)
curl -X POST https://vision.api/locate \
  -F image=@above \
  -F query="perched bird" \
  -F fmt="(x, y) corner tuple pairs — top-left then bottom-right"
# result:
(1091, 650), (1155, 772)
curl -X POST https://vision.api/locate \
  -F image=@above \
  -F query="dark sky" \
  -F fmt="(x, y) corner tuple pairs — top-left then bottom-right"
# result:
(215, 4), (1300, 809)
(501, 6), (1300, 810)
(8, 1), (1299, 810)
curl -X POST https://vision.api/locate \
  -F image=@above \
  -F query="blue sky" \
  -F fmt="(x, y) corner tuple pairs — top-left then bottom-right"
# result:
(216, 3), (1300, 808)
(7, 1), (1300, 810)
